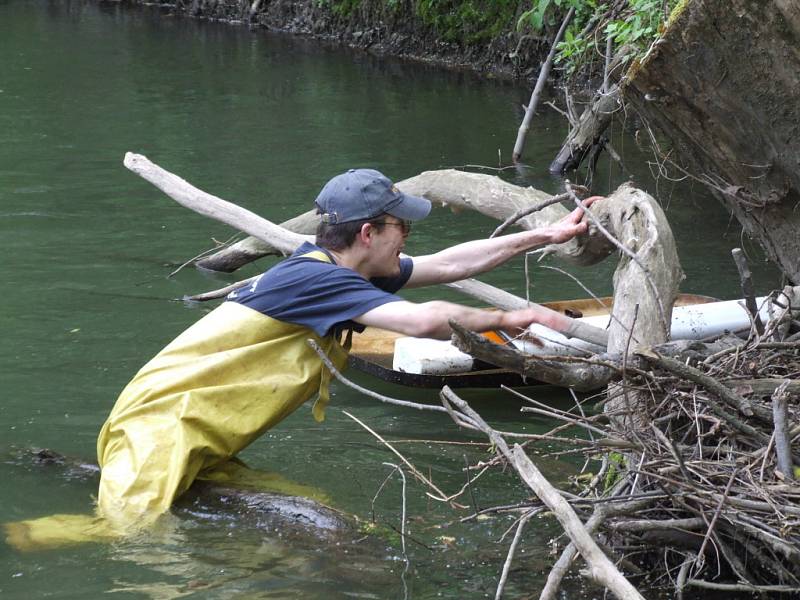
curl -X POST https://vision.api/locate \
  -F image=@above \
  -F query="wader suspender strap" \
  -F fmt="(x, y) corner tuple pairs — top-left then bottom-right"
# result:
(301, 250), (351, 422)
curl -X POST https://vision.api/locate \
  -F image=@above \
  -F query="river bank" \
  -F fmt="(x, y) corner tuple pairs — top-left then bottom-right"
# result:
(121, 0), (550, 81)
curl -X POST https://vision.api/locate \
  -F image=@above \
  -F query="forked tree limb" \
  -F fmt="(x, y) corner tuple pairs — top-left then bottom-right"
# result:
(123, 152), (313, 254)
(196, 209), (319, 272)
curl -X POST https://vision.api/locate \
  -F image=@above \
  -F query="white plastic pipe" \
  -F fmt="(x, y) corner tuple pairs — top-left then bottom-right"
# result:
(393, 297), (775, 375)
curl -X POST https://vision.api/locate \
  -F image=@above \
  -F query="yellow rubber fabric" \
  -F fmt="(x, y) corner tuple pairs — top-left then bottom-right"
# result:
(95, 300), (348, 526)
(4, 250), (350, 549)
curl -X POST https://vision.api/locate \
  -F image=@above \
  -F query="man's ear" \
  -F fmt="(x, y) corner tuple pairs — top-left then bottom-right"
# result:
(358, 223), (374, 246)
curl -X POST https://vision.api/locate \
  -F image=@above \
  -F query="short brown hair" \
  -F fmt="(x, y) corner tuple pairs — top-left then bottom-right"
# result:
(315, 213), (386, 251)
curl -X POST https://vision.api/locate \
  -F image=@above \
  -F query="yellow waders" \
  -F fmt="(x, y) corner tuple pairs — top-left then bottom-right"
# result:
(96, 300), (348, 525)
(6, 251), (350, 549)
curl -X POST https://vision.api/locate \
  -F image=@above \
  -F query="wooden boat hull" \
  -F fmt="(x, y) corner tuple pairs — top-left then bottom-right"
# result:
(347, 294), (717, 389)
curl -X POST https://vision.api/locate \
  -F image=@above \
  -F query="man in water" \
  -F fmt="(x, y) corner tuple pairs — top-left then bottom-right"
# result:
(24, 168), (596, 540)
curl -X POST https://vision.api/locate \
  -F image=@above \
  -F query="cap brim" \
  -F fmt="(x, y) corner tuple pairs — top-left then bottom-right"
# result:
(386, 193), (432, 222)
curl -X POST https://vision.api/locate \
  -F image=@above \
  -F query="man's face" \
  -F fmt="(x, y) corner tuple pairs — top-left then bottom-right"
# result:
(369, 216), (410, 277)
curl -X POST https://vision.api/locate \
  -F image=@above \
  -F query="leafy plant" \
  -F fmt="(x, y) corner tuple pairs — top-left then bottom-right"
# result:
(518, 0), (681, 77)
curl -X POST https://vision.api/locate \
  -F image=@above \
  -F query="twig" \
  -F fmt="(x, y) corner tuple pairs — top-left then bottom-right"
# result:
(342, 410), (450, 503)
(306, 339), (480, 429)
(675, 553), (693, 600)
(692, 468), (737, 574)
(169, 233), (240, 277)
(540, 507), (613, 600)
(731, 248), (764, 335)
(684, 580), (800, 593)
(491, 193), (572, 238)
(495, 511), (534, 600)
(771, 381), (795, 480)
(637, 350), (757, 418)
(381, 463), (409, 558)
(441, 387), (645, 600)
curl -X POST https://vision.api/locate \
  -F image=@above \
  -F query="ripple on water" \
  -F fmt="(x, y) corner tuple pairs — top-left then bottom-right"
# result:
(0, 211), (76, 218)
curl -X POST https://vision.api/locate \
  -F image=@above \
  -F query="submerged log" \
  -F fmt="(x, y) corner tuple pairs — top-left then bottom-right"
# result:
(621, 0), (800, 283)
(8, 447), (352, 533)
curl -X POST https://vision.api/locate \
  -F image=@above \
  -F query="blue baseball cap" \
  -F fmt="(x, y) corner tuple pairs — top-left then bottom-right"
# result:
(314, 168), (431, 225)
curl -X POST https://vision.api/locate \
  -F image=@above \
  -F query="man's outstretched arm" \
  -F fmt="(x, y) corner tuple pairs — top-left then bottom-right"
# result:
(404, 199), (599, 288)
(354, 300), (571, 340)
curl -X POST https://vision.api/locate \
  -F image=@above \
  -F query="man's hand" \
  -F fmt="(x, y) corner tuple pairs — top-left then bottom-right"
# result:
(496, 303), (580, 347)
(545, 195), (603, 244)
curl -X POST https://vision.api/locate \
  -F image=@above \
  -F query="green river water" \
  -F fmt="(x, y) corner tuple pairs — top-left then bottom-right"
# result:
(0, 1), (780, 598)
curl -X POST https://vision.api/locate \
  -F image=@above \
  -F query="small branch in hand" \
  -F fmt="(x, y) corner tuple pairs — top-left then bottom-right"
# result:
(491, 192), (575, 238)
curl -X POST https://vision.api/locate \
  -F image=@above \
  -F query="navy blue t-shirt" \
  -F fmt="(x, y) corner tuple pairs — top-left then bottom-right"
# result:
(227, 242), (413, 337)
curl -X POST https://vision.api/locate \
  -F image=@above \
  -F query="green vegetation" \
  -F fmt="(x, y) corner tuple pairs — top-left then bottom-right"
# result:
(315, 0), (521, 43)
(416, 0), (520, 43)
(519, 0), (682, 74)
(315, 1), (681, 72)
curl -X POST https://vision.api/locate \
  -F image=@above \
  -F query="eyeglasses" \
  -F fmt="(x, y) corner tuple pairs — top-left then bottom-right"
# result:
(371, 220), (411, 236)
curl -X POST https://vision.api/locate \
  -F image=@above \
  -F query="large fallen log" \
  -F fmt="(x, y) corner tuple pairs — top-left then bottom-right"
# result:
(123, 153), (612, 348)
(196, 209), (319, 272)
(192, 168), (617, 272)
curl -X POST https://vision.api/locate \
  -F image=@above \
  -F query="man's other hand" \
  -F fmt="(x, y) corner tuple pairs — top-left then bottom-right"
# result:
(546, 195), (603, 244)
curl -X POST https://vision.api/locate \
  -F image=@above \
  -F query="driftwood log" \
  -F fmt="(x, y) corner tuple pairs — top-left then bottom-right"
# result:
(601, 183), (683, 434)
(194, 168), (617, 273)
(123, 153), (613, 348)
(196, 209), (319, 272)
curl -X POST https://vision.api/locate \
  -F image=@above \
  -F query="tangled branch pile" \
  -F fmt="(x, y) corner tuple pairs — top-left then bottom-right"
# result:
(446, 315), (800, 598)
(619, 338), (800, 592)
